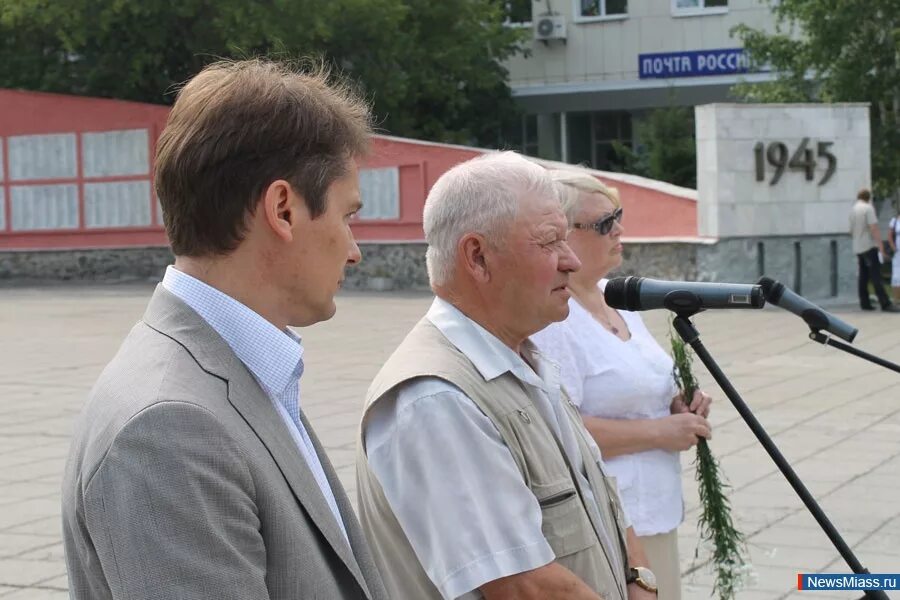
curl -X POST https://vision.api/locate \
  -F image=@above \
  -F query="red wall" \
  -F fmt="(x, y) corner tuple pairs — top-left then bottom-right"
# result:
(352, 137), (483, 241)
(1, 90), (699, 249)
(597, 177), (698, 239)
(0, 89), (170, 249)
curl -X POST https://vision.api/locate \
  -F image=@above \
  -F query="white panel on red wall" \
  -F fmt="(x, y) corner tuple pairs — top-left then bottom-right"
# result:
(8, 134), (77, 181)
(85, 181), (152, 228)
(0, 187), (5, 230)
(11, 184), (79, 230)
(82, 129), (150, 177)
(358, 167), (400, 220)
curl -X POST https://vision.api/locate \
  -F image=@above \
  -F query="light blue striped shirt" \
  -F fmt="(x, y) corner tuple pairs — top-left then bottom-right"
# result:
(162, 266), (348, 541)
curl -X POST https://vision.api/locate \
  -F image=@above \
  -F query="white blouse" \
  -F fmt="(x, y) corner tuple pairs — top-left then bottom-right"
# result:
(531, 280), (683, 536)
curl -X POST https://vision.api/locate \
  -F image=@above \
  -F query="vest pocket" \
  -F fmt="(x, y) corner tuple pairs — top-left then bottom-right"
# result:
(538, 487), (597, 558)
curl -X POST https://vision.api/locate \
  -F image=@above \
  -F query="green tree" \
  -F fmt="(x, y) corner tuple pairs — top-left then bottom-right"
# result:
(732, 0), (900, 199)
(0, 0), (526, 146)
(614, 104), (697, 188)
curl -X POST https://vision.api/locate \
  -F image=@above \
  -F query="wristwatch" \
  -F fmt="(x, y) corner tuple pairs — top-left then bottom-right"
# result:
(626, 566), (658, 593)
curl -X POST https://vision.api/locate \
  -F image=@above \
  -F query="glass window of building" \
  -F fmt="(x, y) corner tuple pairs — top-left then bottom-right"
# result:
(578, 0), (628, 19)
(672, 0), (728, 15)
(592, 111), (631, 171)
(505, 0), (532, 25)
(566, 111), (632, 170)
(504, 114), (540, 157)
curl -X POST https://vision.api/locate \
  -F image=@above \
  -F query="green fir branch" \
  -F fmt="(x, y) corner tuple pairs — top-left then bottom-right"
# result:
(670, 323), (748, 599)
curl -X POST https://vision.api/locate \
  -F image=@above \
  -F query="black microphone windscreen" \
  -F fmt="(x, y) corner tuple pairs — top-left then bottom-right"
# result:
(757, 276), (784, 303)
(604, 277), (628, 310)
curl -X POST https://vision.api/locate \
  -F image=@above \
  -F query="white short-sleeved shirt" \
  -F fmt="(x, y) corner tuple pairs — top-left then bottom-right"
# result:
(891, 217), (900, 286)
(850, 200), (879, 254)
(364, 297), (624, 599)
(530, 280), (683, 537)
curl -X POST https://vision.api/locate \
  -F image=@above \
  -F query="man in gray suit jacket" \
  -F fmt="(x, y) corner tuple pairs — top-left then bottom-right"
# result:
(62, 59), (387, 600)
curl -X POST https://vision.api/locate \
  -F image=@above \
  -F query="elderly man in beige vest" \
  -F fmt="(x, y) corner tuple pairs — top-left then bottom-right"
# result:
(356, 152), (657, 600)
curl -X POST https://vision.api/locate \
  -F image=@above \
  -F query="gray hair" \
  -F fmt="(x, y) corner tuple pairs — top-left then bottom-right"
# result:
(547, 169), (620, 226)
(424, 151), (555, 287)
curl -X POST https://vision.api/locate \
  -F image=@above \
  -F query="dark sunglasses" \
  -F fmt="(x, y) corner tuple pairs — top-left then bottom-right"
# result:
(572, 207), (623, 236)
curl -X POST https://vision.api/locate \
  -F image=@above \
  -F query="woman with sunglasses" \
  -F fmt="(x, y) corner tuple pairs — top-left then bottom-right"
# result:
(531, 169), (713, 600)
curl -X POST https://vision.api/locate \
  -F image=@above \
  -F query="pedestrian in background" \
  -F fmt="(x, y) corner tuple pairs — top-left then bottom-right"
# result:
(849, 188), (898, 312)
(889, 204), (900, 303)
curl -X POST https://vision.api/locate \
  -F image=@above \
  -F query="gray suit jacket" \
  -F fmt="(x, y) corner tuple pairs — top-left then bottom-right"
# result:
(62, 286), (388, 600)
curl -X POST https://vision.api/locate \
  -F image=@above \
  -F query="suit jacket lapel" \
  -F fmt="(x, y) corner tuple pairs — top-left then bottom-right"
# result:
(142, 286), (371, 597)
(297, 409), (386, 600)
(226, 374), (372, 597)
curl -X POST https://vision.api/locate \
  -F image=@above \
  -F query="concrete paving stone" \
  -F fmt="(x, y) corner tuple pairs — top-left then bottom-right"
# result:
(737, 564), (822, 593)
(750, 524), (859, 551)
(776, 515), (875, 548)
(335, 465), (357, 507)
(678, 535), (710, 573)
(30, 575), (66, 590)
(3, 517), (62, 539)
(303, 399), (365, 420)
(13, 543), (65, 563)
(322, 446), (357, 472)
(0, 456), (52, 473)
(744, 541), (840, 571)
(2, 285), (899, 596)
(0, 588), (70, 599)
(714, 456), (786, 489)
(817, 496), (900, 522)
(0, 501), (61, 531)
(790, 458), (887, 484)
(819, 551), (900, 576)
(785, 592), (861, 600)
(0, 559), (66, 588)
(732, 489), (810, 512)
(680, 563), (780, 597)
(309, 409), (366, 431)
(28, 477), (62, 487)
(1, 446), (68, 463)
(844, 518), (900, 554)
(0, 463), (65, 486)
(0, 535), (60, 560)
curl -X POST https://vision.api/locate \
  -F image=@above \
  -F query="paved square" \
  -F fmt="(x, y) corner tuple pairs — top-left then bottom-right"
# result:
(1, 284), (898, 598)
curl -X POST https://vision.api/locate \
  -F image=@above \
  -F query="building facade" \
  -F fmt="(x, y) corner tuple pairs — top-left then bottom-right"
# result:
(503, 0), (777, 167)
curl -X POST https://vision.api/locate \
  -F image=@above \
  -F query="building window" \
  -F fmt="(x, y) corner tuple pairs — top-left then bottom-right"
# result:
(521, 115), (539, 156)
(505, 0), (531, 25)
(357, 168), (400, 220)
(578, 0), (627, 20)
(502, 114), (540, 157)
(672, 0), (728, 16)
(592, 111), (631, 171)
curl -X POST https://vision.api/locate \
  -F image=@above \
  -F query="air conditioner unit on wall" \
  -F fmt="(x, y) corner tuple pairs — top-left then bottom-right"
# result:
(534, 15), (566, 41)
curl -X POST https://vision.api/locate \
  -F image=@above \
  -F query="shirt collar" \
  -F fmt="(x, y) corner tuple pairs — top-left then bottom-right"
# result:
(426, 296), (550, 390)
(162, 266), (304, 399)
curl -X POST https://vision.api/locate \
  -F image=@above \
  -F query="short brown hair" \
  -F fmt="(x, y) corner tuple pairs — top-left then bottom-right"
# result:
(858, 188), (871, 201)
(155, 59), (372, 256)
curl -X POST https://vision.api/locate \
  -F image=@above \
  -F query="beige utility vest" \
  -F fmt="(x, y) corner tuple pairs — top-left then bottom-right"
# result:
(356, 318), (630, 600)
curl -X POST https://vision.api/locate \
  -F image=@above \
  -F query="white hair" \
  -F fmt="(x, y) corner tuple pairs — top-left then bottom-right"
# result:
(423, 151), (555, 287)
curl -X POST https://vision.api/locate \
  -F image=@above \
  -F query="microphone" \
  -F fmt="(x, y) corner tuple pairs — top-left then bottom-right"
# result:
(757, 277), (858, 343)
(604, 276), (766, 312)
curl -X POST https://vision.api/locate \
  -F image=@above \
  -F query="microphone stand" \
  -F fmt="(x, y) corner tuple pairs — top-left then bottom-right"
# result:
(671, 309), (890, 600)
(801, 310), (900, 374)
